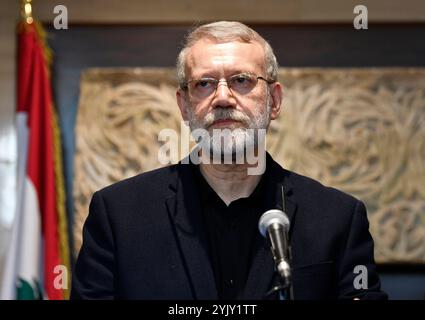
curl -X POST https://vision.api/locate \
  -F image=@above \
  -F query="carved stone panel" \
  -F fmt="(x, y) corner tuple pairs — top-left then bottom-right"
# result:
(74, 67), (425, 263)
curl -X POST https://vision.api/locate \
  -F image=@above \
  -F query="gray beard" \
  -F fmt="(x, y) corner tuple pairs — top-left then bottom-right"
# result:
(186, 96), (271, 161)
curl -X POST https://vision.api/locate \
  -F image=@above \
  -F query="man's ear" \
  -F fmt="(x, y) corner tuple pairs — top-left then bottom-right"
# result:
(176, 88), (189, 121)
(269, 82), (283, 120)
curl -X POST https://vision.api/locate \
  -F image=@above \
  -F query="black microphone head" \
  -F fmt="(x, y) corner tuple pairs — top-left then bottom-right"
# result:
(258, 209), (290, 238)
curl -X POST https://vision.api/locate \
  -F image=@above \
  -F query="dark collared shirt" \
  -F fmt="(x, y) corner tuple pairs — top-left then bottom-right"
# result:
(192, 162), (279, 299)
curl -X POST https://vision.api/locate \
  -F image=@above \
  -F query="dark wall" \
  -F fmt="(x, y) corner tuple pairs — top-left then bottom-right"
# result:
(46, 23), (425, 299)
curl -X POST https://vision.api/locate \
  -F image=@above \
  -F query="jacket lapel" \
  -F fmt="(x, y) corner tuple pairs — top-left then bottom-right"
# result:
(166, 155), (298, 300)
(165, 162), (218, 300)
(241, 157), (298, 299)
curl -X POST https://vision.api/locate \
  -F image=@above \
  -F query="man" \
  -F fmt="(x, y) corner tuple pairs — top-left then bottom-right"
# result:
(71, 21), (387, 300)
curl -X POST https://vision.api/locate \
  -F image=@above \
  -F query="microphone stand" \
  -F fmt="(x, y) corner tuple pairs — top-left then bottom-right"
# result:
(264, 185), (293, 300)
(264, 249), (293, 300)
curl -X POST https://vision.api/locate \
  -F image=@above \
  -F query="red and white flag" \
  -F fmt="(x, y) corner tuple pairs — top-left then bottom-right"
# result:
(0, 20), (70, 300)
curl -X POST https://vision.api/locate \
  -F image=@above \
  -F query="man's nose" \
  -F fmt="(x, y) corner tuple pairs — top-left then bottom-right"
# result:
(216, 81), (231, 95)
(212, 81), (236, 108)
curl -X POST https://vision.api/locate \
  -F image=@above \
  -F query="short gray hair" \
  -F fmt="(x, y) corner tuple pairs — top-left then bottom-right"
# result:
(176, 21), (279, 88)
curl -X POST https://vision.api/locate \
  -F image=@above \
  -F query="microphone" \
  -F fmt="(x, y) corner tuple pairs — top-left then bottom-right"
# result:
(258, 209), (292, 288)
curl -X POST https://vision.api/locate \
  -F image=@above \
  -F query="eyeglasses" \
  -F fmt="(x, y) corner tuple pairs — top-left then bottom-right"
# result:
(182, 73), (274, 100)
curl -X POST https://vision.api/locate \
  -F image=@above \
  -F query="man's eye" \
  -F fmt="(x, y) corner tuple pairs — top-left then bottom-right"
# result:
(232, 75), (255, 87)
(234, 76), (248, 83)
(196, 80), (212, 89)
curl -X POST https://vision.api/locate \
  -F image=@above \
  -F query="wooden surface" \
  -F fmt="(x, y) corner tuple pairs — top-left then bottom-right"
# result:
(46, 24), (425, 68)
(33, 0), (425, 24)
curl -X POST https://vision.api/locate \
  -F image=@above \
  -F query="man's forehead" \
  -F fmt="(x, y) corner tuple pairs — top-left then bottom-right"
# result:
(185, 39), (265, 75)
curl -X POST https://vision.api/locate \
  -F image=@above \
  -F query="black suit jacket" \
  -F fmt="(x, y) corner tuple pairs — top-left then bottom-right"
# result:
(71, 155), (387, 300)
